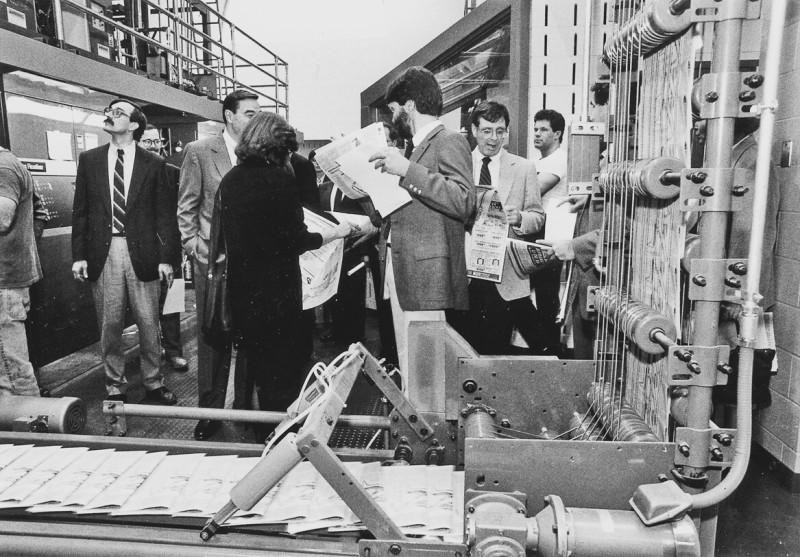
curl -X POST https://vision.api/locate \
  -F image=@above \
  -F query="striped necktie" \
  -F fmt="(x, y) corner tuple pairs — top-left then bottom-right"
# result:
(112, 148), (126, 235)
(479, 156), (492, 186)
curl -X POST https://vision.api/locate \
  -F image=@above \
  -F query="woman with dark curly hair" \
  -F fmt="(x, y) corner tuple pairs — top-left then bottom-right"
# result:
(219, 112), (351, 416)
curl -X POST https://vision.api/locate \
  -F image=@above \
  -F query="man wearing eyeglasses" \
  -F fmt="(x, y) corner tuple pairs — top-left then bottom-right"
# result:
(71, 99), (180, 406)
(139, 125), (188, 373)
(459, 100), (545, 354)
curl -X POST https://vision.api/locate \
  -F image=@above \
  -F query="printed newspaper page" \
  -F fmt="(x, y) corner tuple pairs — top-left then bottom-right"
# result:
(315, 122), (411, 217)
(301, 208), (344, 310)
(507, 239), (552, 276)
(466, 187), (508, 283)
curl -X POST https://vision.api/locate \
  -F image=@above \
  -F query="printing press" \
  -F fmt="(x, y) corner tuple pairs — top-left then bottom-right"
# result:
(0, 0), (788, 554)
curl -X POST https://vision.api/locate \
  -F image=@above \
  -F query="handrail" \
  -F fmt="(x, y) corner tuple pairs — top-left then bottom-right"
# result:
(139, 0), (288, 88)
(56, 0), (287, 110)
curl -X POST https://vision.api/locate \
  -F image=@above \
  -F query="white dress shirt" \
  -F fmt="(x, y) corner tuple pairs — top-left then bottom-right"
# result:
(222, 129), (238, 167)
(472, 148), (501, 186)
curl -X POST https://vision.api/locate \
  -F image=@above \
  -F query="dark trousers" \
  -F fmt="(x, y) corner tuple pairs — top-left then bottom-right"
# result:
(530, 263), (563, 351)
(571, 302), (597, 360)
(193, 259), (246, 409)
(329, 254), (369, 344)
(454, 279), (543, 355)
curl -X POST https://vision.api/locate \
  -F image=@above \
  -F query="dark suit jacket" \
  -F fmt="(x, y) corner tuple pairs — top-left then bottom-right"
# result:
(382, 125), (476, 311)
(71, 144), (179, 282)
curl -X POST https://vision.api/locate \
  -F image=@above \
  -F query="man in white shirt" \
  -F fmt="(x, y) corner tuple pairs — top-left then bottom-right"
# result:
(177, 90), (259, 440)
(71, 99), (179, 405)
(459, 100), (545, 354)
(531, 108), (568, 354)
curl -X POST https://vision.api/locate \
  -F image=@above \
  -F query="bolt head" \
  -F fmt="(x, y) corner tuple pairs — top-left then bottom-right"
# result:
(706, 91), (719, 102)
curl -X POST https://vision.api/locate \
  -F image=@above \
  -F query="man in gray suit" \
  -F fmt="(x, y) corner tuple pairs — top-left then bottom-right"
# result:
(369, 66), (476, 398)
(461, 100), (545, 354)
(177, 89), (259, 440)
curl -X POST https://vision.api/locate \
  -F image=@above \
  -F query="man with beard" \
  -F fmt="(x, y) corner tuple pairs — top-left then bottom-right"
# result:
(369, 66), (476, 398)
(72, 99), (179, 405)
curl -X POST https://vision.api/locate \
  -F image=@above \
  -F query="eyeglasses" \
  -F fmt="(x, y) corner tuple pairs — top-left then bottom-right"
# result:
(140, 139), (163, 147)
(478, 128), (508, 139)
(104, 107), (131, 119)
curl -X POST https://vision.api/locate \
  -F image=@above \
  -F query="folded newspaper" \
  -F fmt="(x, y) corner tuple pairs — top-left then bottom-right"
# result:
(507, 239), (553, 276)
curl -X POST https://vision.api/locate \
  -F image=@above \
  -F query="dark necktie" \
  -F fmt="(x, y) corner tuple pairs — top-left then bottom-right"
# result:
(404, 139), (414, 159)
(479, 156), (492, 186)
(112, 148), (126, 234)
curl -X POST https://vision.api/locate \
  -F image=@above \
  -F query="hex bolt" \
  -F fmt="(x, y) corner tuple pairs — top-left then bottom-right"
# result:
(389, 543), (402, 555)
(500, 419), (511, 428)
(714, 433), (733, 447)
(409, 414), (418, 423)
(392, 414), (400, 422)
(725, 277), (742, 289)
(462, 380), (478, 394)
(710, 447), (724, 461)
(699, 185), (715, 197)
(488, 409), (497, 417)
(732, 186), (749, 196)
(705, 91), (719, 102)
(675, 348), (694, 362)
(679, 443), (691, 457)
(729, 262), (748, 275)
(692, 275), (707, 287)
(326, 417), (334, 426)
(468, 505), (475, 514)
(420, 428), (429, 436)
(689, 171), (707, 184)
(717, 363), (734, 375)
(687, 361), (702, 375)
(739, 90), (756, 102)
(658, 474), (669, 482)
(744, 73), (764, 88)
(392, 431), (398, 439)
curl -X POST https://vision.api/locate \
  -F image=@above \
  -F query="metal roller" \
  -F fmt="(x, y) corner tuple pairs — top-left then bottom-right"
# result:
(587, 383), (660, 442)
(463, 405), (500, 439)
(604, 0), (692, 67)
(594, 287), (677, 354)
(0, 395), (86, 434)
(598, 157), (684, 199)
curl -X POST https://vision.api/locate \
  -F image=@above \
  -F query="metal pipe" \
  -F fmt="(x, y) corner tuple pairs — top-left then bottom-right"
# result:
(691, 0), (787, 510)
(579, 0), (594, 121)
(51, 0), (65, 42)
(687, 14), (744, 464)
(464, 408), (499, 439)
(103, 402), (392, 429)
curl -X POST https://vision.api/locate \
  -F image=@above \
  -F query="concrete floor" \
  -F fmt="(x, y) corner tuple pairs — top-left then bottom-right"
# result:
(37, 288), (800, 556)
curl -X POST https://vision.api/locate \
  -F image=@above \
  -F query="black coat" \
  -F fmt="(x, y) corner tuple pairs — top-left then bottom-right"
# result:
(71, 144), (178, 282)
(219, 159), (322, 357)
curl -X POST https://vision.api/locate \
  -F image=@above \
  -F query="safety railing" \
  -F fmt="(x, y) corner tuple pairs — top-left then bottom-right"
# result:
(50, 0), (288, 117)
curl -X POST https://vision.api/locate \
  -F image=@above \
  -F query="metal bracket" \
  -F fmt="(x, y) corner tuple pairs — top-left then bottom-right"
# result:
(11, 415), (49, 433)
(674, 427), (737, 469)
(689, 0), (761, 23)
(698, 71), (765, 120)
(679, 167), (753, 213)
(667, 345), (732, 387)
(389, 411), (456, 466)
(362, 351), (435, 442)
(359, 539), (468, 557)
(586, 285), (599, 313)
(688, 258), (748, 302)
(103, 401), (127, 437)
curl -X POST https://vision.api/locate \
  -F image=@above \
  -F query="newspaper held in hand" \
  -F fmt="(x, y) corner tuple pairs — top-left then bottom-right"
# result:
(301, 209), (344, 310)
(314, 122), (411, 217)
(507, 239), (553, 276)
(466, 187), (508, 283)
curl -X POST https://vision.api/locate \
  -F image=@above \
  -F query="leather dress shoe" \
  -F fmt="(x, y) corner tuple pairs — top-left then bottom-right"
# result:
(106, 393), (128, 403)
(194, 419), (221, 441)
(169, 356), (189, 372)
(142, 387), (178, 406)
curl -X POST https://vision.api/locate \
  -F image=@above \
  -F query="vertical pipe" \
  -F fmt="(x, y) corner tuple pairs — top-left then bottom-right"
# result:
(687, 16), (743, 454)
(51, 0), (65, 42)
(230, 23), (238, 89)
(579, 0), (594, 121)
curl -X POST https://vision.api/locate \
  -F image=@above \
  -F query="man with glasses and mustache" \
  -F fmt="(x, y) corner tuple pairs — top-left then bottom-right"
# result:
(458, 100), (545, 355)
(139, 125), (188, 373)
(71, 99), (180, 406)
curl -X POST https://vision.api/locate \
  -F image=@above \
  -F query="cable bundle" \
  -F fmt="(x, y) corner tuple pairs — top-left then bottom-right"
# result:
(587, 383), (660, 442)
(598, 157), (683, 199)
(604, 0), (692, 67)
